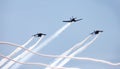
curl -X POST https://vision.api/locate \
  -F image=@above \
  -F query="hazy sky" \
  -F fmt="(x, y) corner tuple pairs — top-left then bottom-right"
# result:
(0, 0), (120, 69)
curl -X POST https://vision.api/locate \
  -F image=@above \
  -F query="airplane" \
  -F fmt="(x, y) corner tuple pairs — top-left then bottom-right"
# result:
(63, 17), (82, 22)
(91, 30), (103, 35)
(33, 33), (46, 37)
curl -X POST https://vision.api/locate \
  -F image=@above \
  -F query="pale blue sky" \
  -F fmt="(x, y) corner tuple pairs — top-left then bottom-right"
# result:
(0, 0), (120, 69)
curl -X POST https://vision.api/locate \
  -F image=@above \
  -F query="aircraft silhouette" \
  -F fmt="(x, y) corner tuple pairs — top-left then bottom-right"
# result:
(33, 33), (46, 37)
(63, 17), (82, 22)
(91, 30), (103, 35)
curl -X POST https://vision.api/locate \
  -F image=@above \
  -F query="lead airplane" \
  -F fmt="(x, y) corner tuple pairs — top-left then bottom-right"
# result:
(63, 17), (82, 22)
(33, 33), (46, 37)
(91, 30), (103, 35)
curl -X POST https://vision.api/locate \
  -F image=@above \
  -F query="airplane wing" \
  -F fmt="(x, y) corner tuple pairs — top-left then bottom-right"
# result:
(90, 32), (94, 34)
(63, 20), (71, 22)
(33, 34), (38, 37)
(76, 19), (82, 21)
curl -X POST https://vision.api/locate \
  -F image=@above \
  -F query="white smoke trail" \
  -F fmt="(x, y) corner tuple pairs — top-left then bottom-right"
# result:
(35, 23), (71, 51)
(45, 35), (92, 69)
(0, 41), (60, 58)
(0, 41), (120, 66)
(1, 36), (44, 69)
(0, 42), (21, 47)
(13, 23), (71, 68)
(0, 53), (80, 69)
(56, 34), (100, 68)
(69, 57), (120, 66)
(0, 36), (34, 67)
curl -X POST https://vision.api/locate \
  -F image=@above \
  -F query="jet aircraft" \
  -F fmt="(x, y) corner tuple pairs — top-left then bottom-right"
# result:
(91, 30), (103, 35)
(63, 17), (82, 22)
(33, 33), (46, 37)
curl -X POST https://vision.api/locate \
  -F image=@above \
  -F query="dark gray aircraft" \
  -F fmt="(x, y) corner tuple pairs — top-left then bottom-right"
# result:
(33, 33), (46, 37)
(63, 17), (82, 22)
(91, 30), (103, 35)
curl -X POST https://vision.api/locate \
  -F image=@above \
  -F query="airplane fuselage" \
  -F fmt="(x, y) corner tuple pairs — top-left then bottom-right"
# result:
(91, 30), (103, 35)
(33, 33), (46, 37)
(63, 18), (81, 22)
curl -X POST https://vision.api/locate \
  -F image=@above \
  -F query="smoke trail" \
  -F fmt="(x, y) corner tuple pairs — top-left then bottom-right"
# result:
(0, 36), (34, 67)
(13, 23), (71, 66)
(45, 35), (92, 69)
(1, 36), (44, 69)
(56, 34), (100, 67)
(69, 57), (120, 66)
(11, 36), (45, 69)
(0, 53), (80, 69)
(0, 42), (120, 66)
(1, 52), (119, 69)
(35, 23), (71, 51)
(0, 41), (60, 58)
(0, 42), (21, 47)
